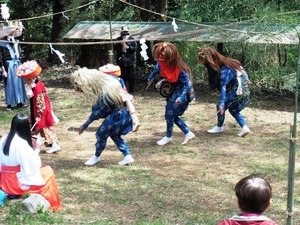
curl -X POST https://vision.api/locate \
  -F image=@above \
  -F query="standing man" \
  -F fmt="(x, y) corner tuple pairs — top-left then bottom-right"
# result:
(113, 26), (137, 93)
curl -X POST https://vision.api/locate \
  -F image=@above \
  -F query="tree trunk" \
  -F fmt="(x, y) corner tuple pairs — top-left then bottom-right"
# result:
(135, 0), (150, 21)
(48, 0), (64, 63)
(155, 0), (167, 21)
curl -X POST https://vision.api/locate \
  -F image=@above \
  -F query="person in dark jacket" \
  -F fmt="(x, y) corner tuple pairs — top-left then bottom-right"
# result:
(113, 26), (137, 93)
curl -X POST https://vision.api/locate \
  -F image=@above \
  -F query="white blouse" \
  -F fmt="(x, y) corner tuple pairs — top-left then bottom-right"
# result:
(0, 134), (45, 189)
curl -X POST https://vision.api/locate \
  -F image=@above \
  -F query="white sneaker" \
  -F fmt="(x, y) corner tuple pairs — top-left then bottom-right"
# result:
(46, 142), (61, 154)
(157, 136), (172, 146)
(237, 125), (250, 137)
(118, 155), (134, 166)
(84, 155), (100, 166)
(181, 131), (195, 145)
(207, 126), (224, 134)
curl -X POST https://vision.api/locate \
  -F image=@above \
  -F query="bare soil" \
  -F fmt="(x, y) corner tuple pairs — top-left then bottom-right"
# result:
(0, 68), (299, 224)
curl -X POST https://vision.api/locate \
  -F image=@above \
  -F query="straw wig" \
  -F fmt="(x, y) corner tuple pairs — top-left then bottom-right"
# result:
(69, 67), (125, 106)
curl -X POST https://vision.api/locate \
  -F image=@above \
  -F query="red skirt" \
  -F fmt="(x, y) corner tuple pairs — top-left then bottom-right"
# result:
(0, 165), (61, 211)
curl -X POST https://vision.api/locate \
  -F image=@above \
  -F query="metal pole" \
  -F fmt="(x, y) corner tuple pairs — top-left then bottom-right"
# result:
(286, 43), (300, 225)
(108, 0), (114, 63)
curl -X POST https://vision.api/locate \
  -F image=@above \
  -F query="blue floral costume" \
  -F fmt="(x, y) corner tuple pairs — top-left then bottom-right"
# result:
(217, 66), (250, 128)
(149, 63), (192, 138)
(81, 98), (133, 157)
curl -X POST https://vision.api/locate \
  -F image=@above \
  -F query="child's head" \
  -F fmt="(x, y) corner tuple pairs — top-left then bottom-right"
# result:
(235, 174), (272, 214)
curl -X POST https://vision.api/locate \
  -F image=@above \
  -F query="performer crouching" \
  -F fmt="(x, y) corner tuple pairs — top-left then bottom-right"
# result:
(70, 68), (138, 166)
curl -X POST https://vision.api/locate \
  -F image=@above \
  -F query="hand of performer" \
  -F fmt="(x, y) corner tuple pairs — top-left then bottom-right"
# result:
(131, 113), (140, 132)
(35, 117), (41, 122)
(147, 79), (153, 89)
(131, 113), (139, 124)
(78, 125), (84, 135)
(175, 98), (181, 105)
(1, 66), (7, 77)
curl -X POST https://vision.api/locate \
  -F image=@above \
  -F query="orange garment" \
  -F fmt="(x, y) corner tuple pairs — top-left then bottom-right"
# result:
(0, 165), (61, 211)
(158, 61), (180, 83)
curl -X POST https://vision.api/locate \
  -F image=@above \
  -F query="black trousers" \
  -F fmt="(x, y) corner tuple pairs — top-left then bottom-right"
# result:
(120, 65), (135, 93)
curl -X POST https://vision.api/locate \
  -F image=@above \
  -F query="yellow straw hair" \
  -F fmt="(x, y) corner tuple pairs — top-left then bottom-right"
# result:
(69, 67), (125, 106)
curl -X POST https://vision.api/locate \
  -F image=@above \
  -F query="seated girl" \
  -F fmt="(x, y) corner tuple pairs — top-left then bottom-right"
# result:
(0, 113), (61, 211)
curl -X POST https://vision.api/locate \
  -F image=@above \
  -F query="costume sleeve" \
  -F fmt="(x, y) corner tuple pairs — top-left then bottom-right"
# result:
(176, 70), (192, 103)
(36, 92), (46, 119)
(148, 63), (161, 81)
(15, 140), (45, 187)
(82, 100), (111, 130)
(219, 67), (236, 109)
(120, 92), (135, 114)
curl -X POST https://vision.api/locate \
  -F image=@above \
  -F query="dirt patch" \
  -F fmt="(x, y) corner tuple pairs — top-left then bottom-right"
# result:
(0, 67), (299, 224)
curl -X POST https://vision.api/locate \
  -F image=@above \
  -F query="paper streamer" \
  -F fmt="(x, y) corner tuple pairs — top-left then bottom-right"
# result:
(139, 38), (149, 61)
(1, 4), (9, 21)
(172, 18), (178, 32)
(49, 44), (65, 64)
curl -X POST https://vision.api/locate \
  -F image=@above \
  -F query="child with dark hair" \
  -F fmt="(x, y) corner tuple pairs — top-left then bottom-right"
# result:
(217, 174), (278, 225)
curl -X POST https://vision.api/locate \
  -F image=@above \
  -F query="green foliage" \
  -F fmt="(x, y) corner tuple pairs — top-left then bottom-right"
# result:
(2, 0), (300, 91)
(3, 201), (63, 225)
(175, 40), (299, 92)
(172, 0), (300, 23)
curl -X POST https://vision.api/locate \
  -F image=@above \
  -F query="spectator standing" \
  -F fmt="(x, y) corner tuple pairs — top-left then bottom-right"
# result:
(0, 39), (27, 111)
(113, 26), (137, 93)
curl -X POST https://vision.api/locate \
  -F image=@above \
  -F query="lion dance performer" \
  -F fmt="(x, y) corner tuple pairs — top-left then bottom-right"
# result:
(70, 67), (139, 166)
(197, 47), (251, 137)
(148, 42), (195, 146)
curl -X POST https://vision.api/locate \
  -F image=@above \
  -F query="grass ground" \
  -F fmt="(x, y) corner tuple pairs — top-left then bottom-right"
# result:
(0, 67), (299, 225)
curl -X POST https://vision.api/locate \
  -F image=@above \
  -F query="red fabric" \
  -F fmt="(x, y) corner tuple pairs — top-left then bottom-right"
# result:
(33, 81), (54, 130)
(158, 61), (180, 83)
(218, 219), (278, 225)
(0, 165), (61, 211)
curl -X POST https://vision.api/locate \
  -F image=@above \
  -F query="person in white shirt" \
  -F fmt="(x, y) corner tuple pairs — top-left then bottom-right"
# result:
(0, 113), (61, 211)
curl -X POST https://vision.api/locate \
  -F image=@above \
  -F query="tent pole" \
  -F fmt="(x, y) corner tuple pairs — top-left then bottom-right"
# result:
(286, 43), (300, 225)
(108, 0), (114, 64)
